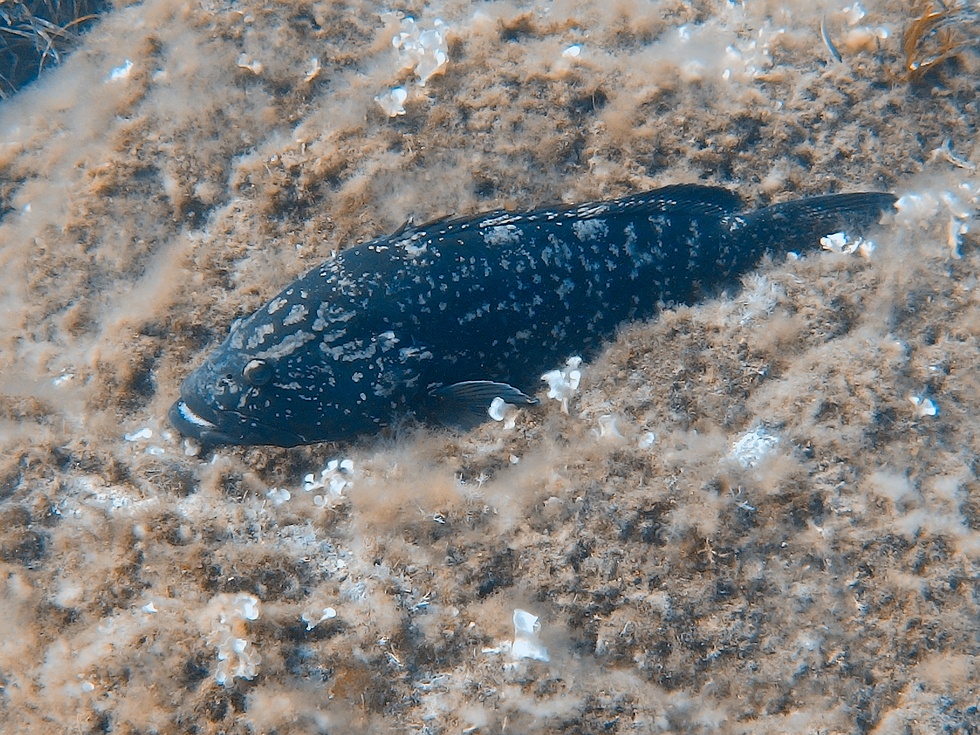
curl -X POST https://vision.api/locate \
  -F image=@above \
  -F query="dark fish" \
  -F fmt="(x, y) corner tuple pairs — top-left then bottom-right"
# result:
(169, 184), (894, 447)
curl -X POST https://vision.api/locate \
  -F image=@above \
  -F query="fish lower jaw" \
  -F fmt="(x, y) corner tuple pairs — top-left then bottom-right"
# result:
(167, 398), (242, 445)
(175, 400), (218, 430)
(168, 398), (308, 446)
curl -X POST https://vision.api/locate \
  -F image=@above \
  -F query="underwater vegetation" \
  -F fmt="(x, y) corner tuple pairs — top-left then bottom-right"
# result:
(0, 0), (105, 98)
(904, 0), (980, 79)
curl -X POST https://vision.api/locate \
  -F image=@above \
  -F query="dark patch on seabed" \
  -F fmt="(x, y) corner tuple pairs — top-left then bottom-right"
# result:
(0, 0), (108, 98)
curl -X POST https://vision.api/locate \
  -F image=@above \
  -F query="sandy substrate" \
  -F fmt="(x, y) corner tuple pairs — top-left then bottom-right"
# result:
(0, 0), (978, 732)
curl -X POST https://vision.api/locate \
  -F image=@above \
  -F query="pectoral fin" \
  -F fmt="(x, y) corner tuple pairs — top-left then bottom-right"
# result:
(425, 381), (540, 430)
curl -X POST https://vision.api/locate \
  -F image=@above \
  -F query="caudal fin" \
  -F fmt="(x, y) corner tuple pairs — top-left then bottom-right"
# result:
(729, 191), (896, 257)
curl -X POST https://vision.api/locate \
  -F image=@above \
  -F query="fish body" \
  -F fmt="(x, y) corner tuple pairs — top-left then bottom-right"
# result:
(169, 184), (894, 446)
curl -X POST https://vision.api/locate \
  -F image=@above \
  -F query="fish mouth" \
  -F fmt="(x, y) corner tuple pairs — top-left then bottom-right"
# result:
(168, 397), (243, 445)
(168, 394), (311, 447)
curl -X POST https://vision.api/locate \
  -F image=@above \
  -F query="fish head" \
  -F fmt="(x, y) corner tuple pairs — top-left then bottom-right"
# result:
(168, 274), (411, 447)
(169, 290), (340, 447)
(169, 335), (313, 447)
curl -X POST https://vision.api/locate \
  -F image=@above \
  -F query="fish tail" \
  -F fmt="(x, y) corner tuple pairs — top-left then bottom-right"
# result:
(731, 191), (896, 256)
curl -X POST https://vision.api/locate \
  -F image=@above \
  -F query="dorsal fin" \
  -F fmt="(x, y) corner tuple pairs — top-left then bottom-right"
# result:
(569, 184), (743, 220)
(395, 185), (747, 239)
(390, 214), (416, 237)
(515, 184), (743, 224)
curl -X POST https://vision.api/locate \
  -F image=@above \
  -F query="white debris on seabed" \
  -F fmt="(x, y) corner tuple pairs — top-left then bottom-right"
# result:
(833, 2), (890, 55)
(511, 609), (550, 662)
(820, 231), (875, 258)
(236, 53), (263, 75)
(638, 431), (657, 449)
(488, 396), (520, 429)
(929, 139), (977, 172)
(375, 14), (449, 116)
(392, 15), (449, 85)
(909, 394), (940, 418)
(266, 487), (291, 506)
(481, 609), (550, 662)
(122, 427), (165, 456)
(202, 593), (261, 687)
(734, 272), (784, 324)
(52, 372), (74, 386)
(722, 22), (781, 81)
(894, 184), (978, 259)
(375, 86), (408, 117)
(731, 425), (780, 468)
(594, 414), (625, 442)
(541, 356), (583, 413)
(303, 56), (321, 83)
(303, 459), (355, 506)
(81, 482), (143, 512)
(302, 606), (337, 631)
(107, 59), (132, 82)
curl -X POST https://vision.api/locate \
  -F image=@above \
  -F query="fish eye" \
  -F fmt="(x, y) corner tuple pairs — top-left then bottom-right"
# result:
(243, 359), (273, 386)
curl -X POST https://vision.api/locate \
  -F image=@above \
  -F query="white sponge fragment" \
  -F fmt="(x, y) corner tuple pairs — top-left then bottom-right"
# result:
(595, 414), (625, 442)
(512, 609), (549, 662)
(820, 231), (874, 257)
(375, 86), (408, 117)
(541, 356), (583, 413)
(236, 53), (263, 75)
(266, 487), (291, 506)
(302, 606), (337, 631)
(638, 431), (657, 449)
(203, 593), (262, 687)
(303, 459), (354, 506)
(107, 59), (133, 82)
(731, 426), (780, 468)
(488, 396), (520, 429)
(393, 17), (449, 85)
(895, 186), (978, 259)
(909, 395), (939, 417)
(303, 57), (321, 83)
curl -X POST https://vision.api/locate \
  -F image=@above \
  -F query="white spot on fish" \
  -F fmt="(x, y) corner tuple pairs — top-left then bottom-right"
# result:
(572, 218), (609, 241)
(283, 303), (309, 326)
(377, 331), (400, 351)
(337, 339), (378, 362)
(256, 330), (317, 360)
(246, 323), (276, 349)
(399, 347), (433, 361)
(483, 225), (522, 246)
(481, 213), (524, 227)
(405, 240), (427, 257)
(312, 303), (356, 332)
(267, 297), (289, 315)
(572, 203), (609, 218)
